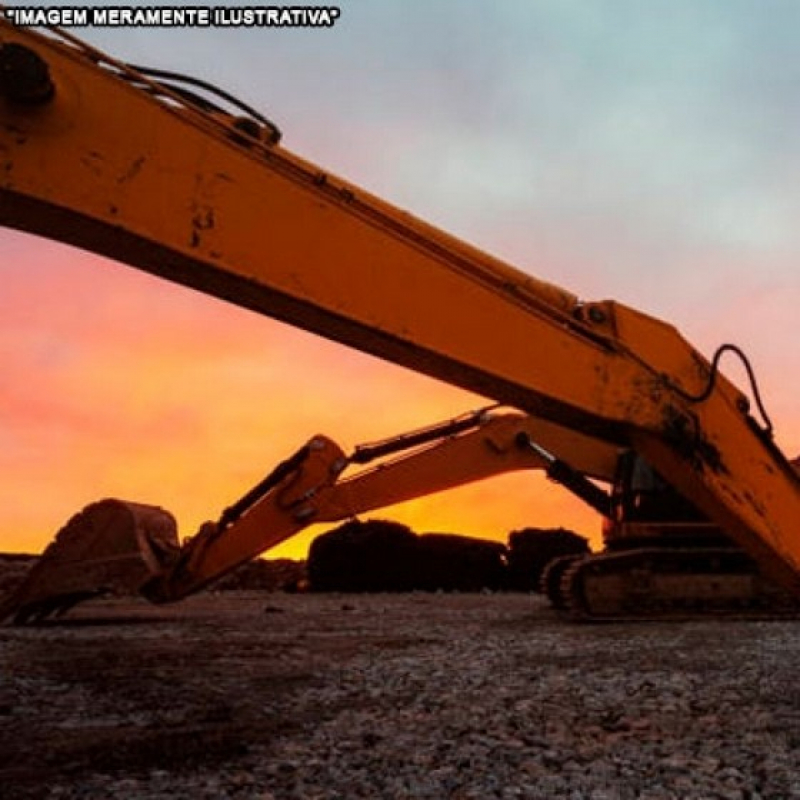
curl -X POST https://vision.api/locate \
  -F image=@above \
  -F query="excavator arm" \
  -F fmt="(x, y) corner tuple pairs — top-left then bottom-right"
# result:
(1, 409), (619, 621)
(146, 409), (619, 602)
(0, 20), (798, 607)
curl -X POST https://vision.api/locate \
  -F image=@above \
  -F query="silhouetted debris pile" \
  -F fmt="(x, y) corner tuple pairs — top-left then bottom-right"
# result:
(415, 534), (507, 592)
(0, 554), (36, 595)
(2, 519), (593, 601)
(506, 527), (590, 592)
(307, 519), (419, 592)
(209, 558), (307, 592)
(307, 520), (581, 593)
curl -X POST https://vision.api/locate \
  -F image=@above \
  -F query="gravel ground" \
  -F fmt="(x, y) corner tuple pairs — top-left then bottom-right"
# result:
(2, 592), (800, 799)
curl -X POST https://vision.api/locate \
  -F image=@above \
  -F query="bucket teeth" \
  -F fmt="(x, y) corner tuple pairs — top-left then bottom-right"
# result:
(1, 500), (180, 624)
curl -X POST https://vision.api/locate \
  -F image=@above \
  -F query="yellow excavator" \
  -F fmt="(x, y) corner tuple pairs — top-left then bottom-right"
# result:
(0, 18), (798, 623)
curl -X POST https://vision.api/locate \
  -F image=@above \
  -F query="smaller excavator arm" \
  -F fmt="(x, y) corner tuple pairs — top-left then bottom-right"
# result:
(0, 410), (620, 622)
(157, 409), (619, 602)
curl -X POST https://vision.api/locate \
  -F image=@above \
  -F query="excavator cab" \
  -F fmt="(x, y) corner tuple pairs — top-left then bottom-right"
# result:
(612, 452), (702, 523)
(602, 452), (734, 549)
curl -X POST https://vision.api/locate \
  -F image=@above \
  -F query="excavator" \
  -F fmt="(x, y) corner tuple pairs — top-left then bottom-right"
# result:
(0, 17), (798, 623)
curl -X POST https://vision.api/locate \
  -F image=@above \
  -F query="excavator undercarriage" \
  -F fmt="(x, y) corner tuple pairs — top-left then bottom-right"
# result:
(550, 545), (800, 621)
(542, 456), (800, 621)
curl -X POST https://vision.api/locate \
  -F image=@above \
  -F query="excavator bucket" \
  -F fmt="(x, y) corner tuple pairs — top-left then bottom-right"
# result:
(0, 499), (180, 624)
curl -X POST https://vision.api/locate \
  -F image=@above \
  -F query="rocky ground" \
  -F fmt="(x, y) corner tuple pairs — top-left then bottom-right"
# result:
(2, 591), (800, 799)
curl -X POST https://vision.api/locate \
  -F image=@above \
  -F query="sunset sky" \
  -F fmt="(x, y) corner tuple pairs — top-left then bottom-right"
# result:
(2, 1), (799, 559)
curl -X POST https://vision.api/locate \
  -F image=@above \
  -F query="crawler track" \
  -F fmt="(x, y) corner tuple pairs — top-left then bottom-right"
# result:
(557, 548), (800, 622)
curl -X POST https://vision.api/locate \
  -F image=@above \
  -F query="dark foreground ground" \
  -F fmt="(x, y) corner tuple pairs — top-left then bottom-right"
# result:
(2, 592), (800, 799)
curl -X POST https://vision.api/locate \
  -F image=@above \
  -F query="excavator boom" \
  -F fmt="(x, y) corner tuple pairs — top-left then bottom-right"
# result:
(0, 19), (798, 613)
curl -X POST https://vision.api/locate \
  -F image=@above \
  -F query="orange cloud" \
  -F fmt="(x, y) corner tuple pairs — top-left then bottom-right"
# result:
(5, 234), (601, 559)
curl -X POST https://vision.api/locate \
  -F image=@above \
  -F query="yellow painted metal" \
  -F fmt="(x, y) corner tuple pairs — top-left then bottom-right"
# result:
(143, 435), (348, 601)
(315, 413), (618, 522)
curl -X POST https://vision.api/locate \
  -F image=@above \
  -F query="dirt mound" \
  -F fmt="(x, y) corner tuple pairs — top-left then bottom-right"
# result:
(307, 519), (419, 592)
(209, 558), (307, 592)
(307, 520), (508, 592)
(415, 533), (507, 592)
(0, 554), (37, 596)
(308, 520), (594, 593)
